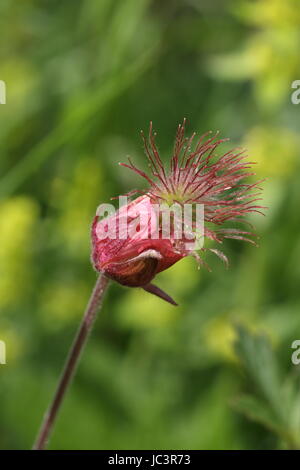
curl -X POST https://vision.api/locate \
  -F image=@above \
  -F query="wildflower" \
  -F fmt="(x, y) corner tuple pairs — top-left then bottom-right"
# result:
(91, 120), (264, 304)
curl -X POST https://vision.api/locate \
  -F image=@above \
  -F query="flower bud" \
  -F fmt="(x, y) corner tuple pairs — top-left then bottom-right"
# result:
(91, 195), (183, 288)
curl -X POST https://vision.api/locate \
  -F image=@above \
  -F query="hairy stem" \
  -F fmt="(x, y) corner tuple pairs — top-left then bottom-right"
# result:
(33, 274), (110, 450)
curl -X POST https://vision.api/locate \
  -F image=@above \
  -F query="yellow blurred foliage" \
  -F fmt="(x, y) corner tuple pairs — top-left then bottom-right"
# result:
(235, 0), (300, 29)
(117, 287), (180, 329)
(116, 257), (200, 329)
(243, 127), (300, 177)
(0, 59), (37, 113)
(40, 280), (90, 330)
(0, 327), (24, 364)
(53, 158), (105, 257)
(0, 197), (39, 309)
(204, 315), (238, 363)
(204, 313), (275, 364)
(158, 256), (200, 295)
(209, 0), (300, 108)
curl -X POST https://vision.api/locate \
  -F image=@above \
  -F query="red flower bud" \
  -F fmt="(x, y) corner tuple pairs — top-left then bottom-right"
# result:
(91, 195), (183, 288)
(91, 121), (265, 305)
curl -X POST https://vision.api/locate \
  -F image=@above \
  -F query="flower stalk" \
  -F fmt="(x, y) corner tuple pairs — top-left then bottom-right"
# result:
(33, 274), (110, 450)
(33, 120), (264, 450)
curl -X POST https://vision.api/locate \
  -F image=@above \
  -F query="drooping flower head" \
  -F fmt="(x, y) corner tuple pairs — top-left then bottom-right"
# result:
(91, 120), (264, 305)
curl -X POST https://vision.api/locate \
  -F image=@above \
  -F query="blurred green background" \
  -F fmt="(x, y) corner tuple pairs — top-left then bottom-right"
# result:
(1, 0), (300, 450)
